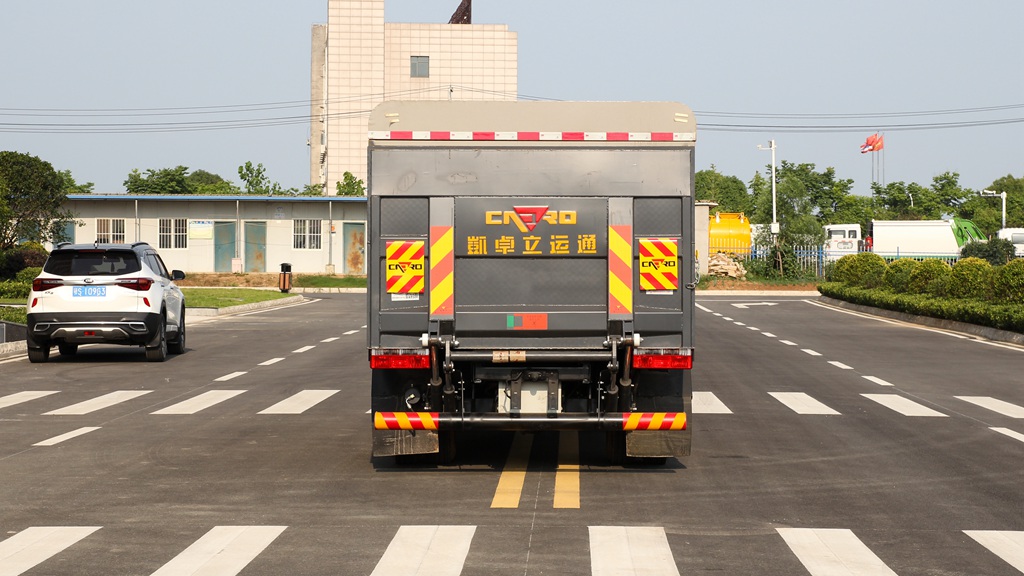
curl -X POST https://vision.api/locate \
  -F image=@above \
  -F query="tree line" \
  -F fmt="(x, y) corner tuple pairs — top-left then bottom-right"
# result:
(697, 163), (1023, 244)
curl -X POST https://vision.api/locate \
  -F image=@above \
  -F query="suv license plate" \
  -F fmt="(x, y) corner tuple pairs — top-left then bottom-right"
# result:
(73, 286), (107, 297)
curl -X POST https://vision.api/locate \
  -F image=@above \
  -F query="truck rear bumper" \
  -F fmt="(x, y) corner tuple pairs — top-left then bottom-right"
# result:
(373, 411), (685, 432)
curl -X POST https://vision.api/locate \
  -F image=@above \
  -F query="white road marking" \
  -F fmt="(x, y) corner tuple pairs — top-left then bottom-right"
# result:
(151, 390), (246, 415)
(964, 530), (1024, 572)
(258, 358), (285, 366)
(215, 371), (247, 382)
(258, 390), (339, 414)
(150, 525), (286, 576)
(44, 390), (152, 416)
(734, 321), (746, 326)
(320, 337), (340, 342)
(991, 427), (1024, 444)
(862, 376), (894, 387)
(862, 394), (947, 417)
(747, 326), (760, 331)
(762, 332), (777, 338)
(731, 302), (779, 309)
(780, 340), (798, 346)
(0, 526), (101, 576)
(802, 349), (822, 356)
(34, 427), (101, 446)
(343, 329), (360, 335)
(693, 391), (732, 414)
(769, 392), (840, 415)
(713, 313), (723, 317)
(370, 526), (476, 576)
(589, 526), (680, 576)
(828, 361), (854, 370)
(722, 317), (734, 321)
(292, 345), (316, 353)
(778, 528), (898, 576)
(0, 391), (59, 410)
(955, 396), (1024, 419)
(695, 304), (713, 312)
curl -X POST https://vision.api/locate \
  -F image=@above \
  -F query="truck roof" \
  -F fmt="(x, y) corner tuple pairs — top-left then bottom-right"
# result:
(368, 101), (695, 146)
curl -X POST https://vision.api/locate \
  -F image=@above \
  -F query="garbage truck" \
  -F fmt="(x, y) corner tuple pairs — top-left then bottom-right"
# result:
(366, 101), (696, 463)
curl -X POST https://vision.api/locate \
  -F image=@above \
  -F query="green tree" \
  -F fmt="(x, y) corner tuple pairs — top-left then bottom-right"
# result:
(237, 161), (270, 195)
(695, 165), (751, 214)
(186, 170), (240, 195)
(773, 161), (855, 225)
(124, 166), (193, 194)
(57, 169), (94, 195)
(300, 183), (325, 196)
(0, 151), (76, 250)
(336, 171), (365, 196)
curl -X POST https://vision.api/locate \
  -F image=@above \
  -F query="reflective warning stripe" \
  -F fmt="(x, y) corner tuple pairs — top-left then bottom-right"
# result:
(638, 237), (679, 291)
(386, 240), (425, 294)
(622, 412), (687, 431)
(374, 412), (439, 431)
(430, 226), (454, 317)
(608, 225), (633, 316)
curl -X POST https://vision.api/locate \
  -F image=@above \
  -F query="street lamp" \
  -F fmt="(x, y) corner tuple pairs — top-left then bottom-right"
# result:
(756, 139), (779, 235)
(980, 189), (1007, 229)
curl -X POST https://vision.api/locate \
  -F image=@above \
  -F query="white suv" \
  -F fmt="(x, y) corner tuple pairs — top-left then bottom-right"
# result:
(26, 242), (187, 363)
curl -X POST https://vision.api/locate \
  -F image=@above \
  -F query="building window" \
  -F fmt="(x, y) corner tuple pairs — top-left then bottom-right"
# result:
(159, 218), (188, 249)
(410, 55), (429, 78)
(96, 218), (125, 244)
(293, 219), (322, 250)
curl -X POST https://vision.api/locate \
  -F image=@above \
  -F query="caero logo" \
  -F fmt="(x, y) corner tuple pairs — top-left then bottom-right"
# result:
(484, 206), (578, 233)
(386, 262), (424, 273)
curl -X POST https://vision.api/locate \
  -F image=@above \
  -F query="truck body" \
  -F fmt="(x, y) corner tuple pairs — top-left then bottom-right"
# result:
(823, 223), (862, 261)
(997, 228), (1024, 257)
(366, 101), (696, 463)
(871, 218), (985, 258)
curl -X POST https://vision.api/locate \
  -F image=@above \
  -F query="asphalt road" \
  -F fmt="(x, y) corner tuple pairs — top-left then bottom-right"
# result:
(1, 293), (1022, 575)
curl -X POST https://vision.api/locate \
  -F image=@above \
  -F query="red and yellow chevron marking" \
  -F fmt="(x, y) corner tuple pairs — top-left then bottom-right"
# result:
(374, 412), (439, 431)
(429, 225), (454, 317)
(608, 225), (633, 315)
(386, 240), (425, 294)
(622, 412), (687, 431)
(638, 237), (679, 291)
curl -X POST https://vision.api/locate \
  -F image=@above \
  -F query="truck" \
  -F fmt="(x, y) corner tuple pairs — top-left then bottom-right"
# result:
(366, 101), (696, 464)
(823, 223), (863, 261)
(871, 218), (986, 259)
(997, 228), (1024, 257)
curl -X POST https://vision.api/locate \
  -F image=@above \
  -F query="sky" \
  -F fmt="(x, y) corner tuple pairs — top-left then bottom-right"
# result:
(2, 1), (1021, 196)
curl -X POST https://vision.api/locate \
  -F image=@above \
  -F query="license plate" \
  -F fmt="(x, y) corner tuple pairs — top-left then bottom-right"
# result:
(72, 286), (106, 297)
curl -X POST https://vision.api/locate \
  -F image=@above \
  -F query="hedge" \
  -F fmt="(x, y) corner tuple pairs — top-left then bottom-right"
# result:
(0, 281), (30, 300)
(907, 259), (951, 296)
(883, 258), (918, 293)
(948, 257), (992, 300)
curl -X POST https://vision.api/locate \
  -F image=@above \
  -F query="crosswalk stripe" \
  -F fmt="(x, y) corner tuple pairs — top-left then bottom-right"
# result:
(0, 391), (59, 410)
(693, 391), (732, 414)
(370, 526), (476, 576)
(151, 391), (246, 415)
(214, 372), (247, 382)
(589, 526), (680, 576)
(769, 392), (840, 415)
(861, 394), (947, 417)
(802, 349), (822, 356)
(34, 427), (101, 446)
(491, 433), (533, 509)
(554, 431), (580, 509)
(965, 530), (1024, 571)
(777, 528), (897, 576)
(150, 525), (286, 576)
(258, 390), (339, 414)
(955, 396), (1024, 419)
(828, 361), (854, 370)
(43, 390), (153, 416)
(0, 526), (101, 576)
(862, 376), (894, 387)
(991, 427), (1024, 444)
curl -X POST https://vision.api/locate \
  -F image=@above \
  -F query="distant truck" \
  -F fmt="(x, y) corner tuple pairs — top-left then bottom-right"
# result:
(823, 224), (863, 261)
(366, 101), (696, 464)
(871, 218), (986, 258)
(997, 228), (1024, 257)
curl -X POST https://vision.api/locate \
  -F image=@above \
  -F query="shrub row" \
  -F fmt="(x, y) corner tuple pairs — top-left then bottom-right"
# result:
(818, 282), (1024, 333)
(0, 281), (30, 300)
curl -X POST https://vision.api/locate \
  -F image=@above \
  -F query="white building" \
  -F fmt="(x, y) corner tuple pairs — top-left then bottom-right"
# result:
(311, 0), (518, 192)
(63, 195), (367, 275)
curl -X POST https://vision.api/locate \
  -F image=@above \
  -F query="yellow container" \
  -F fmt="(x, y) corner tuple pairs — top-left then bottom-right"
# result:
(708, 212), (751, 254)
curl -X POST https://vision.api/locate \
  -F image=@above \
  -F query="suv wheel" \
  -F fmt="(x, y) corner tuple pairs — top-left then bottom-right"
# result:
(168, 308), (186, 355)
(58, 343), (78, 356)
(145, 315), (168, 362)
(28, 346), (50, 363)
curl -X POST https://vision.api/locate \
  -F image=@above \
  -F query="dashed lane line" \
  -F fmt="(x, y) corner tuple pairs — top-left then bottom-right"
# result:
(33, 427), (101, 447)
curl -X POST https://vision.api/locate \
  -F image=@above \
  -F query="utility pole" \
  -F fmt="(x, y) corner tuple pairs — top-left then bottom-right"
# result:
(757, 139), (779, 235)
(980, 190), (1007, 229)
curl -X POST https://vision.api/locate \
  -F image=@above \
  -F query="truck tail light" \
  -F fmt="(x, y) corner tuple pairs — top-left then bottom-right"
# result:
(370, 349), (431, 370)
(632, 348), (694, 370)
(32, 278), (63, 291)
(116, 278), (153, 291)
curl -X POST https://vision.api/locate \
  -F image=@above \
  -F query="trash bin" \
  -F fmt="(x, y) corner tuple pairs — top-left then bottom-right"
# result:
(278, 263), (292, 293)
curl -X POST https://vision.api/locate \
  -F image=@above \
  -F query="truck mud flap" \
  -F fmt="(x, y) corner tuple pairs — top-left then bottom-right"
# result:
(372, 429), (440, 458)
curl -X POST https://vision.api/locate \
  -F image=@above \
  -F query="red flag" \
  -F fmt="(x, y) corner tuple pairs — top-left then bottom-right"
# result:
(873, 135), (884, 151)
(860, 133), (879, 154)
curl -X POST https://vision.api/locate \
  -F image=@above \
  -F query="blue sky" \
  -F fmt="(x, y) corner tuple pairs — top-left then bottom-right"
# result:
(2, 0), (1021, 195)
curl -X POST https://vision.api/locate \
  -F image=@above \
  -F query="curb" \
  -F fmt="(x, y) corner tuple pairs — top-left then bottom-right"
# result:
(698, 290), (821, 297)
(819, 296), (1024, 346)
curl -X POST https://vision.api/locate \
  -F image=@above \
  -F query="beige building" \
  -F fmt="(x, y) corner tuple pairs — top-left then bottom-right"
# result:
(311, 0), (518, 193)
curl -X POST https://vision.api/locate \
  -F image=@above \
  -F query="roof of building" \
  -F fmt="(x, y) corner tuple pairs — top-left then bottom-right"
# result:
(67, 194), (366, 202)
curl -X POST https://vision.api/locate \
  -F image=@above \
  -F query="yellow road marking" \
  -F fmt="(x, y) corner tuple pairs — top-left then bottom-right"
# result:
(490, 433), (533, 509)
(554, 431), (580, 509)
